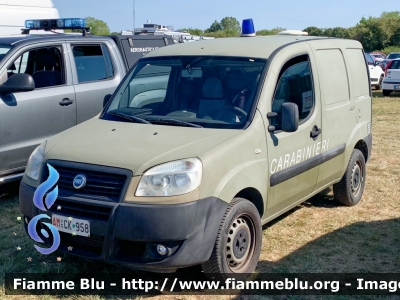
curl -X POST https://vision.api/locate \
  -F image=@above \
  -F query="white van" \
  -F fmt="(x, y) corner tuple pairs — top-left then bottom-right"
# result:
(0, 0), (59, 35)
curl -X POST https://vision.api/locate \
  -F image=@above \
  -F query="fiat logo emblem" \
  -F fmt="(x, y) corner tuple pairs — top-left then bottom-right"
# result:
(73, 174), (86, 189)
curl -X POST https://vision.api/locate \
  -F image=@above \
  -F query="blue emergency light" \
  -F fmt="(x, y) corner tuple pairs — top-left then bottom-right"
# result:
(241, 19), (256, 37)
(25, 18), (87, 30)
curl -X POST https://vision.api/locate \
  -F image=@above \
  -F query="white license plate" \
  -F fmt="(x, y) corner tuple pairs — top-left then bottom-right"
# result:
(52, 214), (90, 237)
(394, 85), (400, 89)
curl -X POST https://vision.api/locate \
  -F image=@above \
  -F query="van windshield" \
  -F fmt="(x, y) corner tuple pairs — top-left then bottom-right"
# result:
(103, 56), (266, 129)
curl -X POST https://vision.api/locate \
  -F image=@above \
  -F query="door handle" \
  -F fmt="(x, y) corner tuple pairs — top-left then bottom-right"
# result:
(310, 125), (322, 140)
(59, 98), (74, 106)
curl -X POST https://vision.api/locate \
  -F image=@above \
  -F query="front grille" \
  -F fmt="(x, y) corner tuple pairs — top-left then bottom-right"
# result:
(48, 199), (112, 221)
(42, 165), (127, 202)
(370, 77), (378, 82)
(60, 232), (104, 256)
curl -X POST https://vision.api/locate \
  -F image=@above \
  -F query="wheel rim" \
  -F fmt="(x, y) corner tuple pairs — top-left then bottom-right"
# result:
(226, 215), (256, 272)
(351, 159), (364, 197)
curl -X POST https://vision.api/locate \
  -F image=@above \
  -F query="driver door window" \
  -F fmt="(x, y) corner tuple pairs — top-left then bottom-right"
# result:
(7, 46), (65, 89)
(271, 56), (314, 131)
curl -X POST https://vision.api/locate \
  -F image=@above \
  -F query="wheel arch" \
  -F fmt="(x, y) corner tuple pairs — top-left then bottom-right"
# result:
(234, 187), (264, 218)
(354, 139), (369, 162)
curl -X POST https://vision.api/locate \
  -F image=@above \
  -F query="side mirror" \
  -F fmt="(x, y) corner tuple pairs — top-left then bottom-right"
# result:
(103, 94), (112, 108)
(281, 102), (299, 132)
(0, 73), (35, 94)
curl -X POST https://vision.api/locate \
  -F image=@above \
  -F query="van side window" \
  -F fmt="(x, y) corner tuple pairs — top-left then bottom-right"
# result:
(7, 46), (65, 89)
(72, 44), (114, 83)
(271, 55), (314, 131)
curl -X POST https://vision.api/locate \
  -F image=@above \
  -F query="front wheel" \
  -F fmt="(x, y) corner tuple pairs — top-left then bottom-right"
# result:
(202, 198), (262, 280)
(333, 149), (366, 206)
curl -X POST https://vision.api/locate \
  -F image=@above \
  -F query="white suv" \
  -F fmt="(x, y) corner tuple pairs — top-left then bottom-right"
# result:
(365, 53), (384, 90)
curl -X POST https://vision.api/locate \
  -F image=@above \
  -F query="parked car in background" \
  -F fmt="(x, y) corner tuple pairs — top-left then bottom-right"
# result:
(382, 59), (400, 96)
(386, 52), (400, 60)
(369, 53), (385, 62)
(0, 18), (173, 185)
(365, 53), (384, 90)
(371, 51), (386, 58)
(379, 52), (400, 70)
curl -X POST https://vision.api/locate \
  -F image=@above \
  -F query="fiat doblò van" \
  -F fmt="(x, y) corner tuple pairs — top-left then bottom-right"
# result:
(20, 34), (372, 277)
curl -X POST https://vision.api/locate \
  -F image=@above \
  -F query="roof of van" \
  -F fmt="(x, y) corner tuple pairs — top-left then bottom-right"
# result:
(146, 35), (362, 59)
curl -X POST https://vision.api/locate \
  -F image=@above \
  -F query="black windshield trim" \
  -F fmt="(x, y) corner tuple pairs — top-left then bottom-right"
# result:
(108, 111), (152, 124)
(150, 118), (203, 128)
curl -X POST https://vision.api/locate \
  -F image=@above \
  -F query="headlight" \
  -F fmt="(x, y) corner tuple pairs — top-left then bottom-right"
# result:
(135, 158), (202, 197)
(25, 141), (47, 180)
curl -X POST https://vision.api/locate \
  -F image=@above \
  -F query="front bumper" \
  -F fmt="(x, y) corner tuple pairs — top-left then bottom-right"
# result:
(20, 181), (227, 272)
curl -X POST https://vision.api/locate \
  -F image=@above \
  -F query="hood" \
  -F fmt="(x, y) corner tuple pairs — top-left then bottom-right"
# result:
(45, 118), (241, 175)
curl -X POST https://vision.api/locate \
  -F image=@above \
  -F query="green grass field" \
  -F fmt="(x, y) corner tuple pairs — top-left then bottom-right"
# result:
(0, 90), (399, 300)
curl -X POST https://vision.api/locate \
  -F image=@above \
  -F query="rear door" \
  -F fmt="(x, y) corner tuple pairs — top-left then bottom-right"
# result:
(0, 42), (76, 175)
(68, 41), (125, 123)
(312, 46), (370, 190)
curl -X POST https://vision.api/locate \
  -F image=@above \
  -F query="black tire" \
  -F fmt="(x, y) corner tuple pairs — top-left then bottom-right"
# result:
(202, 197), (262, 280)
(376, 76), (383, 90)
(0, 180), (20, 199)
(333, 149), (366, 206)
(382, 89), (391, 97)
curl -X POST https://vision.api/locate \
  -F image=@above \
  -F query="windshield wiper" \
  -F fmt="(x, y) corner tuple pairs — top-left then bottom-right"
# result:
(150, 119), (203, 128)
(108, 112), (152, 125)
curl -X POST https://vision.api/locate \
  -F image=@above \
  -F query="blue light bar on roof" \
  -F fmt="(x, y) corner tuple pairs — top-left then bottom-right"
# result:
(25, 18), (86, 30)
(241, 19), (256, 37)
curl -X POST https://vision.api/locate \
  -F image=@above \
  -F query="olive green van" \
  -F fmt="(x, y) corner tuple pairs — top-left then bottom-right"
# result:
(20, 34), (372, 277)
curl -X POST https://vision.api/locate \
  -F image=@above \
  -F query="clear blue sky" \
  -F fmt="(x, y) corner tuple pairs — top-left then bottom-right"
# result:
(53, 0), (399, 33)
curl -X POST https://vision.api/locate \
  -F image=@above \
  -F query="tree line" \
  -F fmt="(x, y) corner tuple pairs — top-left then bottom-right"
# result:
(85, 12), (400, 54)
(180, 12), (400, 54)
(304, 12), (400, 53)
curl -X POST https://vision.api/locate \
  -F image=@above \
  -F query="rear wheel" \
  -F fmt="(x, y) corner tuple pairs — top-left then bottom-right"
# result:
(202, 198), (262, 280)
(382, 89), (391, 97)
(333, 149), (366, 206)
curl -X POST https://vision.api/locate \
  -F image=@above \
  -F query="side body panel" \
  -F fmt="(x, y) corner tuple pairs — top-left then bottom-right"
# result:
(309, 40), (372, 189)
(199, 111), (269, 210)
(0, 41), (76, 174)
